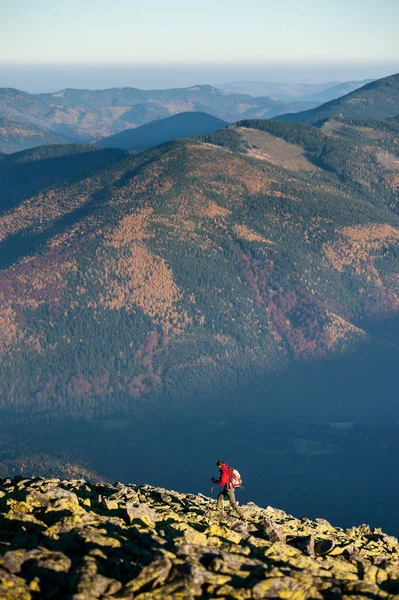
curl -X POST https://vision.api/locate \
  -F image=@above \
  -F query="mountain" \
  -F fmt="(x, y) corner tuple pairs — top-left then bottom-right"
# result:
(277, 73), (399, 123)
(0, 85), (318, 145)
(219, 79), (373, 100)
(0, 88), (135, 143)
(1, 476), (399, 600)
(0, 111), (398, 428)
(97, 112), (228, 152)
(1, 75), (399, 536)
(218, 80), (337, 98)
(298, 79), (374, 102)
(0, 117), (65, 153)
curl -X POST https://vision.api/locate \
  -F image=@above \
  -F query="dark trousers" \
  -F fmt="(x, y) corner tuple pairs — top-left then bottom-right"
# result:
(217, 485), (244, 518)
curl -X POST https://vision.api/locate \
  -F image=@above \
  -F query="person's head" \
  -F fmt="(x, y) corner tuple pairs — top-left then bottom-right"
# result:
(216, 460), (224, 468)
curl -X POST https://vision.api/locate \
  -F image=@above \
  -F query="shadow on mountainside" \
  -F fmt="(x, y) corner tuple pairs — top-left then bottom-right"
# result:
(1, 306), (399, 533)
(0, 148), (169, 269)
(0, 185), (113, 270)
(0, 146), (126, 214)
(159, 326), (399, 424)
(361, 313), (399, 346)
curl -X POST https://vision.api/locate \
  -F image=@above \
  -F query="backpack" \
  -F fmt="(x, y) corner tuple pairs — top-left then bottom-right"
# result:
(229, 467), (243, 488)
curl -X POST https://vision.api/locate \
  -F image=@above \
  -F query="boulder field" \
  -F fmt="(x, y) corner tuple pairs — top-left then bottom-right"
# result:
(0, 477), (398, 599)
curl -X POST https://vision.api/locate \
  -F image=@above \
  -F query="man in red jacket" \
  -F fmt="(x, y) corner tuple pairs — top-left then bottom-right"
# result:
(212, 459), (244, 518)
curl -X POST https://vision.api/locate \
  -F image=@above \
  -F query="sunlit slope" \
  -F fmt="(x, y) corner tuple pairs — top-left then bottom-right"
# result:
(276, 73), (399, 124)
(0, 118), (398, 419)
(2, 476), (399, 599)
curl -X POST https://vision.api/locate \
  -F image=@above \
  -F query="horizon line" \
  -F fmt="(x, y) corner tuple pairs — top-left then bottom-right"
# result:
(1, 60), (399, 67)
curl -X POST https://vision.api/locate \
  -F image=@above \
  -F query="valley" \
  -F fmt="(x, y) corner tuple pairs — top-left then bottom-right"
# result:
(1, 3), (398, 597)
(0, 73), (398, 534)
(2, 418), (399, 535)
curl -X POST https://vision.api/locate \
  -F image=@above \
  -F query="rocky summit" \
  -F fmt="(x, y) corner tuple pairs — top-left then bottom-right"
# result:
(1, 478), (399, 599)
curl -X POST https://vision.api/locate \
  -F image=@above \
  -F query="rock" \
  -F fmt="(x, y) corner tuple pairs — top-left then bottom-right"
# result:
(75, 573), (122, 598)
(126, 502), (160, 526)
(1, 476), (399, 599)
(314, 538), (335, 556)
(102, 498), (119, 510)
(30, 550), (72, 573)
(0, 567), (32, 600)
(206, 524), (242, 544)
(287, 534), (315, 556)
(252, 575), (324, 600)
(265, 505), (287, 517)
(3, 550), (29, 574)
(259, 517), (285, 543)
(231, 520), (257, 539)
(124, 557), (172, 592)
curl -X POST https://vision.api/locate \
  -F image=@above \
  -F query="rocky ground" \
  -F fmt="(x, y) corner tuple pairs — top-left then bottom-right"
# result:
(0, 478), (398, 599)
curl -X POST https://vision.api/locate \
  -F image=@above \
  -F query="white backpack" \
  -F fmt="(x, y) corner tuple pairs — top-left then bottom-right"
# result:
(229, 467), (243, 488)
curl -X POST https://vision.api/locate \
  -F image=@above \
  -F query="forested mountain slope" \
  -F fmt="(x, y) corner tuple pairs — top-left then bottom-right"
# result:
(0, 118), (65, 153)
(0, 116), (398, 423)
(277, 73), (399, 124)
(98, 112), (227, 152)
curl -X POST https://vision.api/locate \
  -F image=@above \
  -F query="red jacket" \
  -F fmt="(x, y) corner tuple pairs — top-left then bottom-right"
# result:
(216, 463), (231, 487)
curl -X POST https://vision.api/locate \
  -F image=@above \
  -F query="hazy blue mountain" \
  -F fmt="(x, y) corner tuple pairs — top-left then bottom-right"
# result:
(298, 79), (374, 102)
(0, 88), (128, 142)
(276, 73), (399, 123)
(121, 102), (172, 125)
(0, 84), (317, 144)
(98, 111), (228, 151)
(218, 79), (373, 99)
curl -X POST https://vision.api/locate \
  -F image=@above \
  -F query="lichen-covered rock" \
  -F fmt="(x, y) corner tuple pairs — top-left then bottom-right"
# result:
(0, 477), (398, 599)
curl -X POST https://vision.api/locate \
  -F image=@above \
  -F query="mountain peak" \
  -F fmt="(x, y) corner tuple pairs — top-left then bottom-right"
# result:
(187, 84), (218, 91)
(98, 111), (227, 151)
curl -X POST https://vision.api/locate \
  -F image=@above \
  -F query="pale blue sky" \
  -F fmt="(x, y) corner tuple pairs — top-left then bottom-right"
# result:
(1, 0), (398, 64)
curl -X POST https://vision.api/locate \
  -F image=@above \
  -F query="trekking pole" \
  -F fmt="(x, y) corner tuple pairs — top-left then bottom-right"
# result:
(203, 486), (214, 519)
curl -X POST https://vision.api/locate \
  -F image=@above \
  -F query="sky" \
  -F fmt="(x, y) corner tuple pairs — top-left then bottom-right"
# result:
(1, 0), (398, 90)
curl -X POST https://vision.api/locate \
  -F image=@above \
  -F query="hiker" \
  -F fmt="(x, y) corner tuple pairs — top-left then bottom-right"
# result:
(212, 459), (244, 518)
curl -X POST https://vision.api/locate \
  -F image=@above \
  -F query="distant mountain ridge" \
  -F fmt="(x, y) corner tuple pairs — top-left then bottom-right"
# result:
(0, 77), (387, 153)
(0, 84), (317, 149)
(298, 80), (375, 102)
(97, 112), (228, 152)
(276, 73), (399, 124)
(219, 79), (373, 100)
